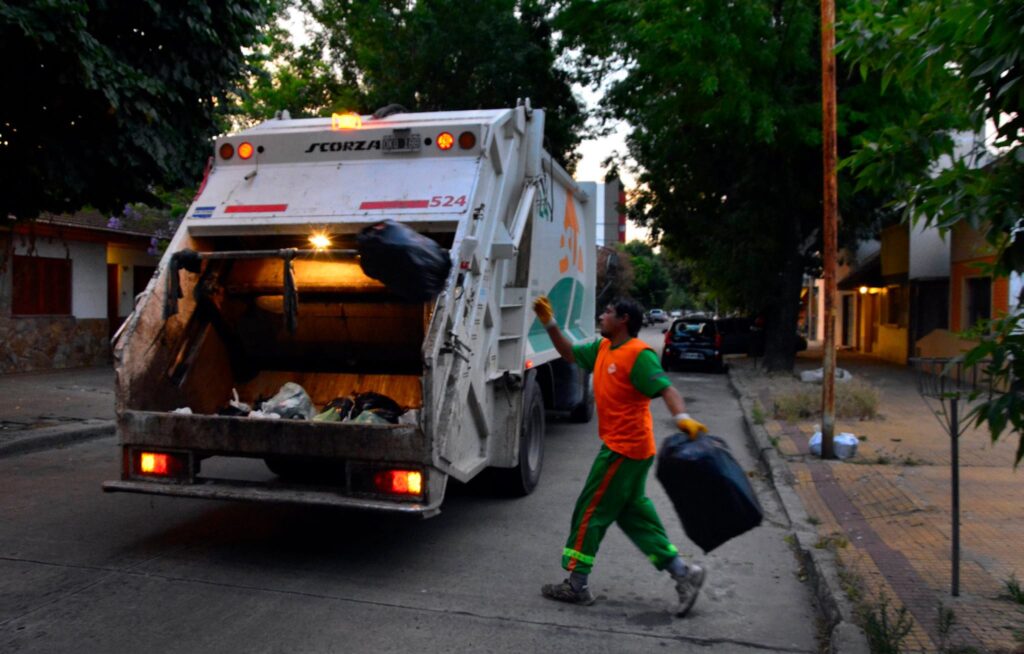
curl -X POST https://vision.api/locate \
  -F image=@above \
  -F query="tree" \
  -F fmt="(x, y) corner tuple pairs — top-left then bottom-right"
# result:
(555, 0), (897, 370)
(0, 1), (279, 219)
(622, 241), (671, 310)
(838, 0), (1023, 464)
(295, 0), (585, 170)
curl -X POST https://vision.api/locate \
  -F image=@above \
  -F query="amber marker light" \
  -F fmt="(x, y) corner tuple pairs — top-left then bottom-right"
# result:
(238, 142), (254, 159)
(436, 132), (455, 150)
(331, 112), (362, 130)
(309, 232), (332, 251)
(140, 452), (169, 475)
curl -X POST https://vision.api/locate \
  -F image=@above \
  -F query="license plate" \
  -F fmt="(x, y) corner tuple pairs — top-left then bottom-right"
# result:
(682, 353), (704, 360)
(383, 130), (421, 153)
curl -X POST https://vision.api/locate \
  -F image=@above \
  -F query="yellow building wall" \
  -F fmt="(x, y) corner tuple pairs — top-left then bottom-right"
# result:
(881, 224), (909, 277)
(876, 324), (909, 364)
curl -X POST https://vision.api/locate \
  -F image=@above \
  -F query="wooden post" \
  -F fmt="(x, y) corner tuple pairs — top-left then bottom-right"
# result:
(820, 0), (838, 459)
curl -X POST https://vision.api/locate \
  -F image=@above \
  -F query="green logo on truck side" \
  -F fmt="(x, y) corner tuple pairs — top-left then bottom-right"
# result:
(529, 277), (588, 350)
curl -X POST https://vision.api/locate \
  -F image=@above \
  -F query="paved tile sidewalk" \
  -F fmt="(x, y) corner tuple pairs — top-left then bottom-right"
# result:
(731, 351), (1023, 653)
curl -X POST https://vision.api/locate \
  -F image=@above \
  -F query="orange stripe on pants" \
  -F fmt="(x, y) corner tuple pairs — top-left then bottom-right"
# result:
(567, 457), (623, 571)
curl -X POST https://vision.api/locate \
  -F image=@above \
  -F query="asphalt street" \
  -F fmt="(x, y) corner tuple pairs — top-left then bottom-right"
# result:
(0, 330), (821, 653)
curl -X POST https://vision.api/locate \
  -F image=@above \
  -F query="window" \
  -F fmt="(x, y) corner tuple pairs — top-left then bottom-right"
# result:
(965, 276), (992, 328)
(884, 285), (905, 327)
(12, 255), (72, 316)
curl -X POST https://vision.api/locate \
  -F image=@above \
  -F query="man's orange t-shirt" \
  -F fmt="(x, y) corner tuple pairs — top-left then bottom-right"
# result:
(572, 338), (672, 459)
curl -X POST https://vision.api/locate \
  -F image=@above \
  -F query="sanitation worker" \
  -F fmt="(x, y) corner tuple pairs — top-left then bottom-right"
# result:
(534, 296), (708, 617)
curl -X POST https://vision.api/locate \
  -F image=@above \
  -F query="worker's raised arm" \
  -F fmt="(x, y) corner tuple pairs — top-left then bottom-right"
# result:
(533, 296), (575, 363)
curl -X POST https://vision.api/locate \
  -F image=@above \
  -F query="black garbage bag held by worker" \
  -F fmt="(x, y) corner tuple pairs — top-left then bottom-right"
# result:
(534, 295), (709, 618)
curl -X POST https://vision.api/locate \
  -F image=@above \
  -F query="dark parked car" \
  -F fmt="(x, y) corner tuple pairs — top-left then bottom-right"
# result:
(661, 317), (726, 372)
(661, 316), (808, 372)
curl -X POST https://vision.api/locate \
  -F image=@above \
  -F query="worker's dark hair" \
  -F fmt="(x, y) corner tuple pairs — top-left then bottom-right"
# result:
(612, 298), (644, 337)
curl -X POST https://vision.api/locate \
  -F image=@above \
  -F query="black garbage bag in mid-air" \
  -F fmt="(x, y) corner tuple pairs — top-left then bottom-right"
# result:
(356, 220), (452, 301)
(655, 433), (763, 554)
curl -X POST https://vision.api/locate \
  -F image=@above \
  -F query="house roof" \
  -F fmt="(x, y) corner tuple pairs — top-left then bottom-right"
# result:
(838, 250), (882, 290)
(32, 209), (159, 238)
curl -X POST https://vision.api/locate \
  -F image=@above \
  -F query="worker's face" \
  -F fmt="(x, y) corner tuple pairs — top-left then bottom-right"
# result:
(599, 305), (628, 338)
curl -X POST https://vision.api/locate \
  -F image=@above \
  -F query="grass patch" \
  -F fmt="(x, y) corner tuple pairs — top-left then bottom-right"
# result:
(751, 401), (766, 425)
(857, 591), (913, 654)
(814, 533), (849, 550)
(772, 379), (880, 422)
(1003, 573), (1024, 605)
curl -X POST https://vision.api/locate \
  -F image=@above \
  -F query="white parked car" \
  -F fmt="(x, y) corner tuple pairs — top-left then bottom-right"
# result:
(647, 308), (669, 323)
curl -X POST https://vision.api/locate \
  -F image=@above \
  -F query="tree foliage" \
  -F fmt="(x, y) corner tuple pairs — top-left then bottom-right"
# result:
(0, 0), (278, 219)
(839, 0), (1023, 464)
(262, 0), (585, 170)
(622, 240), (671, 310)
(555, 0), (895, 370)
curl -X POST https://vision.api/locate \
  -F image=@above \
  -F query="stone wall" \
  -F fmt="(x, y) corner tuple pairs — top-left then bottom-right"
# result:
(0, 316), (110, 373)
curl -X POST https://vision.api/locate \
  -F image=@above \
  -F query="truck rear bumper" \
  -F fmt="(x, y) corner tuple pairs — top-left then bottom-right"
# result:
(102, 478), (442, 518)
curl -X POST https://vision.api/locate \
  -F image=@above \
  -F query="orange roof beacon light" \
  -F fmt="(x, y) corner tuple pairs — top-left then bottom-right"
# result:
(331, 112), (362, 130)
(436, 132), (455, 150)
(458, 131), (476, 149)
(237, 141), (254, 160)
(218, 142), (234, 160)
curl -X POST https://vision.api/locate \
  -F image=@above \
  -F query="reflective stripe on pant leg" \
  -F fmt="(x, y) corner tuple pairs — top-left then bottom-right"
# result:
(562, 447), (624, 574)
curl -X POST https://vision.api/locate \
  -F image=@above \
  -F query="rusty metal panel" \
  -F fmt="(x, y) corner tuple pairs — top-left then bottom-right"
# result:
(118, 410), (431, 463)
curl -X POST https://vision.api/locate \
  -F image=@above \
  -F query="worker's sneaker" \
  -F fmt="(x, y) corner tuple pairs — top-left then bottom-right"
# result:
(673, 564), (705, 617)
(541, 579), (595, 606)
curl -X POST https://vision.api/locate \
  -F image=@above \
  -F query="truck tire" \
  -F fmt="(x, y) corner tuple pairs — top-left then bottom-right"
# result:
(499, 376), (545, 496)
(568, 371), (594, 423)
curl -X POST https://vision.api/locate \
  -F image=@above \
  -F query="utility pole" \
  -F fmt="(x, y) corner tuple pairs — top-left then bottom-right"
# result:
(820, 0), (838, 459)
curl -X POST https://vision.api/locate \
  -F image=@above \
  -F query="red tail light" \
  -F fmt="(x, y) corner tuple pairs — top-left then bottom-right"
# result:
(714, 333), (722, 349)
(374, 469), (423, 496)
(135, 450), (187, 478)
(664, 330), (672, 345)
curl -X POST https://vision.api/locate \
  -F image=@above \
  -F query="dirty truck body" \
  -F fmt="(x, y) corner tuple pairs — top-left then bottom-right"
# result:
(102, 106), (596, 517)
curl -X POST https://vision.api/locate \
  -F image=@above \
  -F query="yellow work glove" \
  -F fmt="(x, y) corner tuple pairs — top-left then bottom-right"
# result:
(533, 296), (556, 328)
(674, 412), (708, 440)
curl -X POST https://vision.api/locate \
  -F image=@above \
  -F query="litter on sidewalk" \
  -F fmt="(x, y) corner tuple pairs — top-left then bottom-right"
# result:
(808, 431), (859, 459)
(799, 367), (853, 383)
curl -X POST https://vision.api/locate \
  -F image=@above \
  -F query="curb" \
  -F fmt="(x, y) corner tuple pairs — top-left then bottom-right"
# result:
(0, 420), (115, 458)
(726, 370), (870, 654)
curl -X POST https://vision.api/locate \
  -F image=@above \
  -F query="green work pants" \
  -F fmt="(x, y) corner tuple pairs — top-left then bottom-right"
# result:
(561, 445), (679, 575)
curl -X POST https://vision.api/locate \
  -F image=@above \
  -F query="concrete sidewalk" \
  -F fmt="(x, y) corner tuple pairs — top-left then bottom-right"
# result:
(730, 350), (1024, 653)
(0, 365), (115, 457)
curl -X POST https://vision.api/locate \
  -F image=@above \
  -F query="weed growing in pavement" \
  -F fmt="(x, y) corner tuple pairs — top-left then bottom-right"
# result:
(769, 435), (780, 450)
(752, 401), (766, 425)
(807, 515), (821, 526)
(814, 533), (849, 550)
(1002, 573), (1024, 604)
(857, 591), (913, 654)
(937, 601), (955, 653)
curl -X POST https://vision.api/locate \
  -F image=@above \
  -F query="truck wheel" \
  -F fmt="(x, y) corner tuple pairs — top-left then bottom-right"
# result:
(500, 377), (545, 496)
(569, 371), (594, 423)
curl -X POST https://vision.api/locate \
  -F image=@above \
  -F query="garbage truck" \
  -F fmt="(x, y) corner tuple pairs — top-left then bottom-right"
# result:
(102, 101), (596, 518)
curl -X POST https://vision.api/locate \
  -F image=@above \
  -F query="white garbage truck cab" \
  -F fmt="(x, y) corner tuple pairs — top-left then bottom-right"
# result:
(103, 103), (596, 517)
